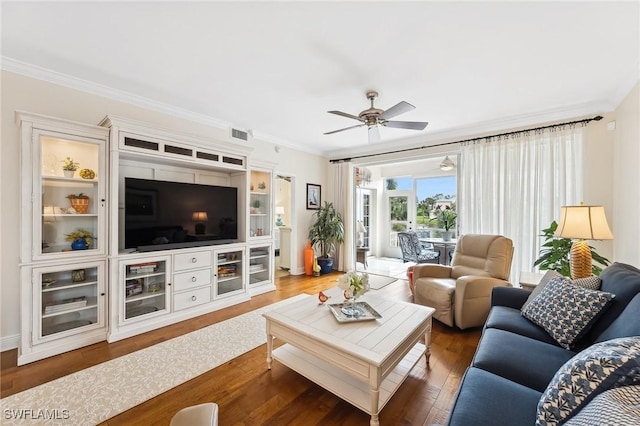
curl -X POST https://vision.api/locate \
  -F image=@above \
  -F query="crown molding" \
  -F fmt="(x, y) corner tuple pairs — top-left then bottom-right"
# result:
(1, 56), (234, 131)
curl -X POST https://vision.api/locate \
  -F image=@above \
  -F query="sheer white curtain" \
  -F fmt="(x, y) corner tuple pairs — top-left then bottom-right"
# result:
(458, 126), (585, 280)
(329, 161), (354, 271)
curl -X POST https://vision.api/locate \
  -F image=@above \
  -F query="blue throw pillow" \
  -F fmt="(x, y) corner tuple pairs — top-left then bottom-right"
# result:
(522, 276), (614, 349)
(536, 336), (640, 425)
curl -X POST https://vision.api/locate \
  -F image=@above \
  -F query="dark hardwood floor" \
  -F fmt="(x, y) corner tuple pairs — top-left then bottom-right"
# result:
(1, 272), (481, 425)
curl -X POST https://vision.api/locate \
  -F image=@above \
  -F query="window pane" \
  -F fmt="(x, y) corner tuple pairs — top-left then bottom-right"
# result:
(389, 196), (407, 221)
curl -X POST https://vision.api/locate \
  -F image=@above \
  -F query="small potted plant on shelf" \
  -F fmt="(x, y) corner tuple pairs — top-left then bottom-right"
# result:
(308, 202), (345, 274)
(61, 157), (80, 178)
(64, 228), (95, 250)
(66, 193), (90, 214)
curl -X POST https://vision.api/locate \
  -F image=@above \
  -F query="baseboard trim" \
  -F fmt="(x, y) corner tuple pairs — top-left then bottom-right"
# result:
(1, 333), (20, 352)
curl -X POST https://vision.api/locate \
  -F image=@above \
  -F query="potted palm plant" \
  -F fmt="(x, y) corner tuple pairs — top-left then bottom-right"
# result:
(435, 206), (457, 241)
(534, 220), (610, 276)
(308, 202), (345, 274)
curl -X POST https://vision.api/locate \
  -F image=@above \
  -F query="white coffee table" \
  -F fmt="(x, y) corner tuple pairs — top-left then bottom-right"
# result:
(263, 287), (435, 426)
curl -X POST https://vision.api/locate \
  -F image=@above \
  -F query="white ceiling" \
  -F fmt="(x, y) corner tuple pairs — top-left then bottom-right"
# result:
(2, 1), (638, 157)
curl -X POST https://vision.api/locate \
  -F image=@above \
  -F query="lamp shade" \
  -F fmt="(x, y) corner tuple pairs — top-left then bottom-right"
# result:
(275, 206), (285, 215)
(555, 205), (613, 240)
(357, 221), (366, 233)
(192, 211), (208, 221)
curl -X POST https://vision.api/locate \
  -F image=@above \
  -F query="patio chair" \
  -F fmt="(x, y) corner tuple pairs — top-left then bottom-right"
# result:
(397, 231), (440, 264)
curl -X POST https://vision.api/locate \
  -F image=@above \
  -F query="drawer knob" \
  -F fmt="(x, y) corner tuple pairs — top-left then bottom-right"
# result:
(191, 276), (197, 282)
(191, 257), (197, 263)
(191, 295), (197, 301)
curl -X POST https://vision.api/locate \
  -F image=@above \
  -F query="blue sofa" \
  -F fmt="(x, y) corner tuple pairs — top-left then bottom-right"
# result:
(447, 262), (640, 425)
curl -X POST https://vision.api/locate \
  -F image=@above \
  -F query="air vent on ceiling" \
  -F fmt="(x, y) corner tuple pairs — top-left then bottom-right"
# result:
(231, 128), (249, 141)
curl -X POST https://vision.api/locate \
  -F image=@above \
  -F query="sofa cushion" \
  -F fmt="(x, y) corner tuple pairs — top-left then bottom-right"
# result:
(595, 293), (640, 343)
(490, 286), (530, 309)
(563, 385), (640, 426)
(485, 306), (559, 346)
(473, 328), (575, 392)
(587, 262), (640, 342)
(522, 277), (614, 349)
(536, 336), (640, 426)
(447, 367), (541, 426)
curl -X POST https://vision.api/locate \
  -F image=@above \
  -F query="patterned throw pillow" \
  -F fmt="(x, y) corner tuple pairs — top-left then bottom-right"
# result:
(521, 276), (614, 349)
(521, 270), (562, 311)
(536, 337), (640, 426)
(571, 275), (601, 290)
(521, 272), (601, 312)
(563, 385), (640, 426)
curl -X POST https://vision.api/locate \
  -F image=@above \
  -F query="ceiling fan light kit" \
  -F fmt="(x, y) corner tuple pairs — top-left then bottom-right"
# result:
(440, 156), (455, 171)
(324, 91), (428, 142)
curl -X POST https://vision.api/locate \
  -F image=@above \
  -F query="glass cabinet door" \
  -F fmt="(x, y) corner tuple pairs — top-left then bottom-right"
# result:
(34, 261), (105, 343)
(248, 245), (272, 287)
(35, 130), (106, 259)
(121, 257), (170, 322)
(215, 249), (245, 297)
(249, 169), (272, 239)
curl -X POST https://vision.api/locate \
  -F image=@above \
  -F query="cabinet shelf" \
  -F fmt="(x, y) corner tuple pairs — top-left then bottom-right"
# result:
(42, 279), (98, 292)
(126, 271), (165, 280)
(249, 268), (267, 274)
(42, 297), (97, 318)
(43, 175), (98, 184)
(218, 274), (240, 283)
(43, 213), (98, 218)
(250, 191), (269, 196)
(125, 291), (166, 303)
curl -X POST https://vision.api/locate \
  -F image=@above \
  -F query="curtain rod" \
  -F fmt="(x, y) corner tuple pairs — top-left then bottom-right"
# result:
(329, 115), (603, 164)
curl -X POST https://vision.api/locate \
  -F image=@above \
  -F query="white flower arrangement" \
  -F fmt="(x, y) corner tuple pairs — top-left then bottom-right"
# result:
(338, 271), (370, 300)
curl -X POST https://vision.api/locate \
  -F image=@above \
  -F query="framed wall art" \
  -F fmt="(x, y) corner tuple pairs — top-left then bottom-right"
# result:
(306, 183), (321, 210)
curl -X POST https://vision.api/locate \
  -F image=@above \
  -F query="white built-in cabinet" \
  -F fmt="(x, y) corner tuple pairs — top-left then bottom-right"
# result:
(18, 112), (277, 360)
(18, 112), (109, 365)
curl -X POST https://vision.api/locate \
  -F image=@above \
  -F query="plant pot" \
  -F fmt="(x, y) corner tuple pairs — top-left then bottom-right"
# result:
(317, 257), (334, 275)
(442, 231), (452, 242)
(71, 238), (88, 250)
(69, 197), (90, 214)
(63, 170), (75, 178)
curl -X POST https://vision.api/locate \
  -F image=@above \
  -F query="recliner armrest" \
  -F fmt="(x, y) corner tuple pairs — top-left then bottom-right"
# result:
(413, 264), (452, 279)
(491, 286), (530, 309)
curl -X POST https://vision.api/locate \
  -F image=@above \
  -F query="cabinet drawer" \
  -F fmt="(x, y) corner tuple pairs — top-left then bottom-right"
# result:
(174, 251), (211, 271)
(173, 286), (211, 311)
(173, 268), (211, 291)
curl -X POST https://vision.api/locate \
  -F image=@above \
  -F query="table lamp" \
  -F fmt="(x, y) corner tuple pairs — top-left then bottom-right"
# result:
(192, 211), (208, 234)
(554, 204), (613, 279)
(275, 206), (284, 226)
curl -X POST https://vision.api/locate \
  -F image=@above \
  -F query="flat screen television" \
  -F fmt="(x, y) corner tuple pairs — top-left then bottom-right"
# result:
(124, 177), (238, 252)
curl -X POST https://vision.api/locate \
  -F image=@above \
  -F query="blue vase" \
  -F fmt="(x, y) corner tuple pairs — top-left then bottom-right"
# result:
(71, 238), (88, 250)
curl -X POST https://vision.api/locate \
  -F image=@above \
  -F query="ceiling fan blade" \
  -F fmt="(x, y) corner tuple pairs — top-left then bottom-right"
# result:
(378, 101), (415, 120)
(383, 120), (429, 131)
(368, 125), (381, 143)
(328, 110), (364, 122)
(324, 123), (365, 135)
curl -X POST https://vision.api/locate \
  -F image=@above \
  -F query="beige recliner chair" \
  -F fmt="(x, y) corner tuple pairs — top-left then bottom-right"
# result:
(412, 234), (514, 329)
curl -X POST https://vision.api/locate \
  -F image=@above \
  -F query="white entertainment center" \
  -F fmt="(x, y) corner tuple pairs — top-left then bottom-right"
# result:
(17, 111), (276, 365)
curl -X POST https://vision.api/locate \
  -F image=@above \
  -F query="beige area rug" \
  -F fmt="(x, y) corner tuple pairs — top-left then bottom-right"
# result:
(367, 273), (403, 290)
(0, 294), (307, 426)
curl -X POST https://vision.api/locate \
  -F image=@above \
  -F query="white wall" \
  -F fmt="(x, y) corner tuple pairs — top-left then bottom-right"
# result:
(0, 70), (328, 348)
(612, 82), (640, 266)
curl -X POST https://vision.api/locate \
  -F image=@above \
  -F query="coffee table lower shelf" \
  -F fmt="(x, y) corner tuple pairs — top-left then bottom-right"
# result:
(272, 342), (426, 416)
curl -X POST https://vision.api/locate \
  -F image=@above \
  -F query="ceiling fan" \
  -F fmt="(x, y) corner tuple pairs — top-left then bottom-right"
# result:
(324, 91), (428, 142)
